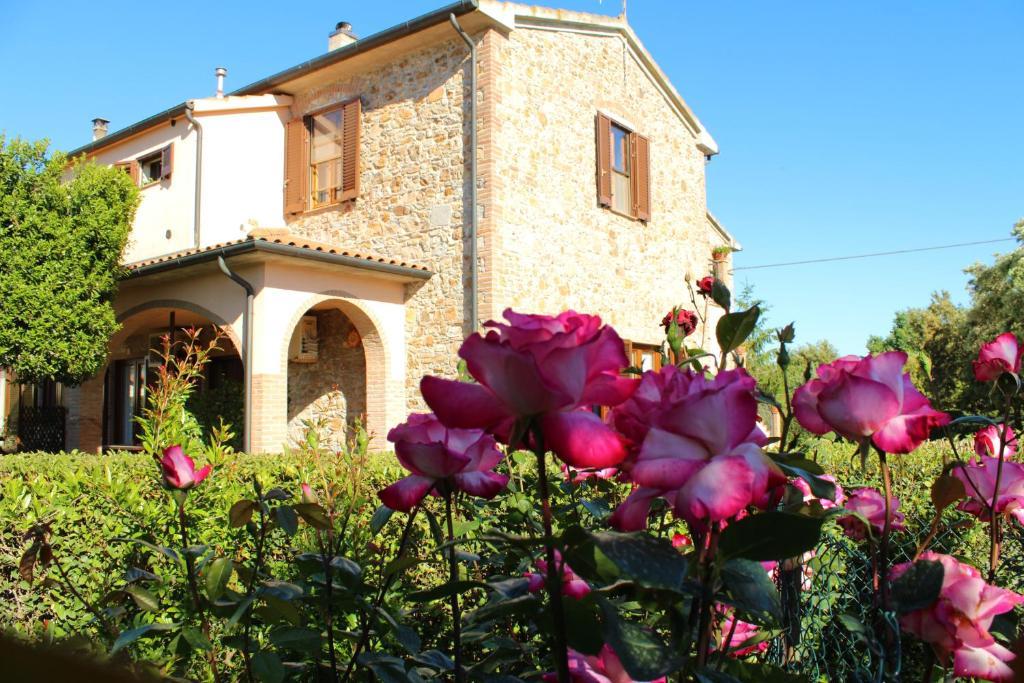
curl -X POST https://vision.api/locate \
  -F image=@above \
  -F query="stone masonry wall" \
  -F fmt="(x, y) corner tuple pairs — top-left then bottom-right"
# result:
(286, 308), (366, 449)
(485, 25), (729, 352)
(285, 38), (472, 413)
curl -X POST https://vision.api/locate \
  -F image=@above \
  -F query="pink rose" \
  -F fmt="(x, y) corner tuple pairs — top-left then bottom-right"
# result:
(525, 550), (591, 600)
(661, 308), (698, 336)
(837, 487), (905, 540)
(793, 351), (949, 454)
(974, 424), (1018, 461)
(973, 332), (1021, 382)
(671, 533), (692, 548)
(300, 483), (318, 504)
(892, 552), (1024, 682)
(716, 608), (768, 658)
(379, 413), (509, 512)
(697, 276), (715, 297)
(542, 645), (666, 683)
(421, 310), (637, 469)
(159, 445), (211, 490)
(609, 367), (785, 528)
(561, 463), (618, 484)
(953, 456), (1024, 526)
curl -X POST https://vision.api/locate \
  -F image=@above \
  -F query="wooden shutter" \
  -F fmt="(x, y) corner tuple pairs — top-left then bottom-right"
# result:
(284, 117), (308, 214)
(596, 113), (612, 207)
(339, 98), (361, 201)
(160, 144), (173, 180)
(631, 133), (651, 221)
(129, 161), (140, 186)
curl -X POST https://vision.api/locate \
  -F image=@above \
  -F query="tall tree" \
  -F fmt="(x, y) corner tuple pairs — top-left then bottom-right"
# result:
(0, 137), (138, 385)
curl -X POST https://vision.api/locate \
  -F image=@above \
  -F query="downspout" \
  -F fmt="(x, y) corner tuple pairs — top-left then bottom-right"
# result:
(217, 255), (254, 453)
(184, 102), (203, 248)
(449, 13), (478, 334)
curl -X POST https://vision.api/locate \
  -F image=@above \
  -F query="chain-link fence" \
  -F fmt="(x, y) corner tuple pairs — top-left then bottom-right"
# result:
(762, 518), (1024, 681)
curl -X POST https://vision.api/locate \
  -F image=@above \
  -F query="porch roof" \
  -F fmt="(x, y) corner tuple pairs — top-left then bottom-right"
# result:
(123, 231), (432, 282)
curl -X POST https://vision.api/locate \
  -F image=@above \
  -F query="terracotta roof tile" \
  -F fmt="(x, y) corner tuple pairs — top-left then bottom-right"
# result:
(124, 230), (429, 272)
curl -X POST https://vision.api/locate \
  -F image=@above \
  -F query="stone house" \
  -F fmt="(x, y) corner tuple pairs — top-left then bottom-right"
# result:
(41, 0), (739, 454)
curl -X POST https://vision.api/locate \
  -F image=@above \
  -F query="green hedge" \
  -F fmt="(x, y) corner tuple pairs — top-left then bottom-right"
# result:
(0, 451), (402, 644)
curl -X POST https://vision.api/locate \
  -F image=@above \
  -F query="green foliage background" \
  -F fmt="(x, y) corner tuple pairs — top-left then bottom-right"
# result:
(869, 220), (1024, 414)
(0, 137), (138, 385)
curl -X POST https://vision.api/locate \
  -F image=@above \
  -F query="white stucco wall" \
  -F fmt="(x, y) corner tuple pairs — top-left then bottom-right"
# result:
(79, 95), (291, 264)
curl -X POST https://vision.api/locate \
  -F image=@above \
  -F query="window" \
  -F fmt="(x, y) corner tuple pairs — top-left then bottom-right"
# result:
(134, 145), (172, 186)
(284, 99), (362, 214)
(627, 342), (663, 373)
(596, 113), (651, 221)
(310, 108), (344, 208)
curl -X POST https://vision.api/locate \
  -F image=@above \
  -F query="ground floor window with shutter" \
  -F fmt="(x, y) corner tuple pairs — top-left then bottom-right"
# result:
(596, 112), (651, 221)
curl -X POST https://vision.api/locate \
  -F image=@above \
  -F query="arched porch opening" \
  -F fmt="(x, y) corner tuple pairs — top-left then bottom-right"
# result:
(282, 295), (389, 451)
(86, 304), (242, 451)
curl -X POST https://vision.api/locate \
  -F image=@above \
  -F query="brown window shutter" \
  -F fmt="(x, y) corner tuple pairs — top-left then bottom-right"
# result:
(160, 144), (173, 180)
(284, 117), (308, 214)
(623, 339), (634, 369)
(339, 98), (361, 201)
(596, 113), (612, 207)
(129, 161), (140, 186)
(631, 133), (651, 221)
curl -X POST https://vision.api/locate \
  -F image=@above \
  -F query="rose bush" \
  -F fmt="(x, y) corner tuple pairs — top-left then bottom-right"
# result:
(12, 281), (1024, 683)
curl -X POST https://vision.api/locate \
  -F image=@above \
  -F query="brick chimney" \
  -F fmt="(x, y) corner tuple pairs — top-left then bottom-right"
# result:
(328, 21), (357, 51)
(91, 118), (109, 141)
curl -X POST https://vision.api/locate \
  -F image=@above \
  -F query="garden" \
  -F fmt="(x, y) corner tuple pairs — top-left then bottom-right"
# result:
(2, 273), (1023, 683)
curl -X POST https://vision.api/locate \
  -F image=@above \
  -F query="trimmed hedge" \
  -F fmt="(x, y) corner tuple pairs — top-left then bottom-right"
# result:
(0, 451), (401, 643)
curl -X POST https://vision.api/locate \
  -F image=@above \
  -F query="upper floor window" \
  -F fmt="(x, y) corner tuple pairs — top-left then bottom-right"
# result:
(284, 98), (362, 215)
(596, 113), (650, 221)
(116, 145), (172, 187)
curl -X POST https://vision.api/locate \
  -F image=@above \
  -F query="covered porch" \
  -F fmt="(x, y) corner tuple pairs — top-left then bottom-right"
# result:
(69, 232), (429, 453)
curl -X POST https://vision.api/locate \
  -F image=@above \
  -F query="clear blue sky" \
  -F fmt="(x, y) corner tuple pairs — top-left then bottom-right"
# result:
(2, 1), (1021, 354)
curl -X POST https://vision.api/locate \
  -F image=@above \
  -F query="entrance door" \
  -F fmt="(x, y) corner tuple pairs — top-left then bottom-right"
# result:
(104, 358), (147, 447)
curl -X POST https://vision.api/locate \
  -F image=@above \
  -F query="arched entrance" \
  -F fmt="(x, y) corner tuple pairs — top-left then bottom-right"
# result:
(282, 295), (388, 451)
(76, 304), (243, 451)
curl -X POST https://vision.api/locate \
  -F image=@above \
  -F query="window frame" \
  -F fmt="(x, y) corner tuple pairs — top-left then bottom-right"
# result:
(596, 112), (651, 222)
(133, 144), (172, 188)
(306, 103), (346, 210)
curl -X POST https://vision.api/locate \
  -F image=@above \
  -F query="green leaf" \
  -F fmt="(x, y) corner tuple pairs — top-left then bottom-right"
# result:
(719, 511), (825, 561)
(774, 460), (836, 502)
(890, 560), (944, 614)
(229, 499), (257, 527)
(116, 537), (179, 562)
(695, 668), (743, 683)
(181, 626), (212, 651)
(110, 622), (179, 655)
(711, 279), (732, 311)
(358, 654), (410, 683)
(716, 305), (761, 356)
(204, 557), (233, 602)
(252, 651), (286, 683)
(931, 473), (966, 512)
(370, 505), (394, 535)
(254, 595), (302, 626)
(293, 503), (330, 530)
(329, 555), (363, 581)
(563, 597), (604, 655)
(408, 580), (487, 603)
(269, 626), (322, 654)
(720, 559), (782, 625)
(123, 584), (159, 612)
(600, 601), (683, 679)
(572, 530), (689, 593)
(274, 505), (298, 537)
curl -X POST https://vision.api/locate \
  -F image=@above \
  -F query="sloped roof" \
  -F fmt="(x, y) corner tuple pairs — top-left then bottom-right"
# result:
(124, 230), (431, 280)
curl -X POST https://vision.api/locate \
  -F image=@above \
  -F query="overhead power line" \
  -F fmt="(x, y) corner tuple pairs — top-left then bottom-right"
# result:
(732, 237), (1016, 271)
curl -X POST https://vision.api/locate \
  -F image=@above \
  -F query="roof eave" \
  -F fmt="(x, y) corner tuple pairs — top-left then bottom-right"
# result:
(123, 240), (433, 281)
(230, 0), (480, 96)
(66, 102), (188, 159)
